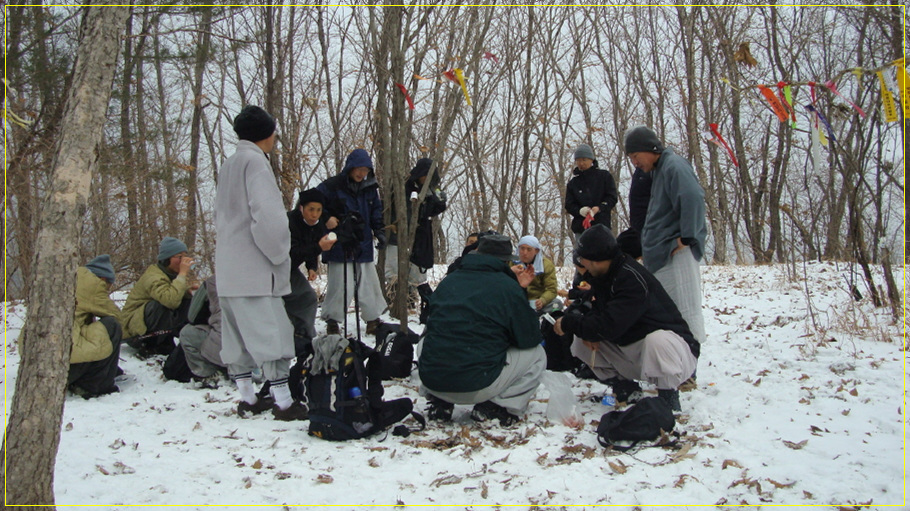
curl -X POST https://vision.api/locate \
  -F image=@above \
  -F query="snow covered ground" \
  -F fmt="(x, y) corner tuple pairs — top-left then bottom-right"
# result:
(2, 261), (907, 510)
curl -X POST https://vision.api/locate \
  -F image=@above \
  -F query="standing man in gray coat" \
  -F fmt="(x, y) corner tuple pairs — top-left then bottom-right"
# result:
(623, 126), (707, 364)
(215, 105), (306, 421)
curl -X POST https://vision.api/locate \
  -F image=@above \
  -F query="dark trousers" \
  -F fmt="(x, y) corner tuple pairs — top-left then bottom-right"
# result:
(128, 297), (191, 356)
(68, 317), (122, 394)
(283, 269), (318, 357)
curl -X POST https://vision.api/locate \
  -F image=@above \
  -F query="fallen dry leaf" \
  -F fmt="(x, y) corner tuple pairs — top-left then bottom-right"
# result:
(722, 459), (743, 470)
(251, 459), (263, 469)
(608, 460), (627, 474)
(767, 478), (796, 489)
(783, 439), (808, 450)
(316, 474), (334, 484)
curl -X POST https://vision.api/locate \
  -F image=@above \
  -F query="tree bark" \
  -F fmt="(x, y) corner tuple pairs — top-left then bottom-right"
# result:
(1, 5), (129, 506)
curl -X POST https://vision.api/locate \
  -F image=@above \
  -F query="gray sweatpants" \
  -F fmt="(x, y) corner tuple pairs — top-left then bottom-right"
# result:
(322, 261), (387, 323)
(420, 345), (546, 416)
(654, 247), (706, 345)
(383, 244), (428, 286)
(220, 296), (294, 381)
(571, 330), (696, 390)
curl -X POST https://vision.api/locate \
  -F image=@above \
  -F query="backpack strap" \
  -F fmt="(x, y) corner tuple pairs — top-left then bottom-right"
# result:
(391, 411), (427, 438)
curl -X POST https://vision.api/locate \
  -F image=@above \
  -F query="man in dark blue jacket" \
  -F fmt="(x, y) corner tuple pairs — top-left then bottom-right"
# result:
(418, 235), (545, 426)
(564, 144), (618, 238)
(317, 149), (388, 335)
(554, 225), (698, 411)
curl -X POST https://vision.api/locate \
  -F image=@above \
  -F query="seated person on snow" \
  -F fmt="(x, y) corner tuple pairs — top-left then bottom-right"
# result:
(553, 224), (699, 412)
(122, 237), (194, 357)
(418, 235), (546, 426)
(285, 188), (336, 356)
(69, 255), (124, 398)
(513, 235), (561, 315)
(163, 275), (227, 384)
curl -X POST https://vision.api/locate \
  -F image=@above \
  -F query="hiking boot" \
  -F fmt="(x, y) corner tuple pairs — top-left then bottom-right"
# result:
(603, 377), (643, 404)
(470, 401), (520, 427)
(272, 401), (309, 421)
(678, 376), (697, 392)
(237, 395), (275, 417)
(426, 395), (454, 422)
(366, 319), (383, 336)
(325, 320), (340, 335)
(72, 384), (119, 400)
(571, 363), (597, 380)
(193, 374), (222, 389)
(658, 388), (682, 412)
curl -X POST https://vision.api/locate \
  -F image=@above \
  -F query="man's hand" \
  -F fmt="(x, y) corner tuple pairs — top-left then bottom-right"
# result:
(553, 317), (564, 336)
(582, 340), (599, 352)
(178, 256), (194, 277)
(515, 265), (535, 288)
(326, 216), (339, 230)
(308, 269), (318, 281)
(535, 298), (544, 310)
(375, 231), (388, 250)
(671, 237), (686, 256)
(590, 206), (601, 215)
(318, 233), (337, 251)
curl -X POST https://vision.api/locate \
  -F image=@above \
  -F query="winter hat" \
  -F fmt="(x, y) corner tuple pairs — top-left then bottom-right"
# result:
(624, 126), (664, 154)
(516, 235), (545, 275)
(158, 237), (188, 262)
(574, 144), (596, 161)
(575, 224), (620, 262)
(297, 188), (326, 208)
(343, 149), (374, 173)
(233, 105), (276, 143)
(85, 254), (115, 282)
(410, 158), (433, 180)
(474, 234), (514, 262)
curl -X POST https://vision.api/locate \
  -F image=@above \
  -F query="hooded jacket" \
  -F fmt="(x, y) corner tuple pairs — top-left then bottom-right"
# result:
(418, 254), (541, 393)
(71, 267), (121, 363)
(394, 158), (447, 269)
(565, 162), (618, 234)
(317, 150), (384, 264)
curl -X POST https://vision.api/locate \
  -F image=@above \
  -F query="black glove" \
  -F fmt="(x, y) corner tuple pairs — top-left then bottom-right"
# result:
(375, 230), (388, 250)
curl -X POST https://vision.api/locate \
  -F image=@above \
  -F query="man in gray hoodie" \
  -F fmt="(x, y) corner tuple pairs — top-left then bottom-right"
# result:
(215, 105), (306, 421)
(623, 126), (707, 359)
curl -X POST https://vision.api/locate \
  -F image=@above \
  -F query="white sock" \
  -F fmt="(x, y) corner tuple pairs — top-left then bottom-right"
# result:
(269, 379), (294, 410)
(236, 376), (257, 405)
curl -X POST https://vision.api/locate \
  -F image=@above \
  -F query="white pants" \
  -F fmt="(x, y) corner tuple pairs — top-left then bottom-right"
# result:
(654, 247), (706, 345)
(220, 296), (294, 381)
(322, 261), (387, 323)
(384, 244), (427, 287)
(420, 344), (546, 415)
(571, 330), (696, 390)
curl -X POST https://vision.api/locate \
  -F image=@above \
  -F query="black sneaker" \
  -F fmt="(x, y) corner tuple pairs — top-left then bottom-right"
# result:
(658, 389), (681, 412)
(237, 395), (275, 417)
(426, 395), (454, 422)
(272, 401), (309, 421)
(603, 377), (643, 404)
(470, 401), (519, 427)
(72, 384), (119, 399)
(325, 320), (340, 335)
(571, 363), (598, 380)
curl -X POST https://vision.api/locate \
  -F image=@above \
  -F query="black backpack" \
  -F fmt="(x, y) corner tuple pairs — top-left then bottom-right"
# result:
(596, 397), (675, 451)
(301, 335), (419, 441)
(373, 323), (418, 380)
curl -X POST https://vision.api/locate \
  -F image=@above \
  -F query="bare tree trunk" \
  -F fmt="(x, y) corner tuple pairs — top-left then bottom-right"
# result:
(186, 7), (213, 249)
(1, 5), (128, 506)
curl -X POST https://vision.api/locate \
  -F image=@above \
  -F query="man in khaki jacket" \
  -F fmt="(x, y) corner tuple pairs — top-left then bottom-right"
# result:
(122, 237), (193, 357)
(69, 255), (123, 398)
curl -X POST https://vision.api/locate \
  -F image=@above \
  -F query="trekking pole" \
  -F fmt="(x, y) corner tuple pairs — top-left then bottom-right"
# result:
(353, 258), (362, 343)
(342, 249), (349, 338)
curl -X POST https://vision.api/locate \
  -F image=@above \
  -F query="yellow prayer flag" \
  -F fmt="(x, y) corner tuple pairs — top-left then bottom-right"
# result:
(876, 71), (898, 122)
(454, 68), (471, 106)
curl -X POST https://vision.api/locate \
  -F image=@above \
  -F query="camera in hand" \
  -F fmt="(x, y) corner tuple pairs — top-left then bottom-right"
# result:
(335, 212), (365, 252)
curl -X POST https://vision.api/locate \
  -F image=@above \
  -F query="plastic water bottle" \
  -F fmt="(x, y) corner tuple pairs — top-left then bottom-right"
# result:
(601, 394), (616, 410)
(348, 386), (362, 399)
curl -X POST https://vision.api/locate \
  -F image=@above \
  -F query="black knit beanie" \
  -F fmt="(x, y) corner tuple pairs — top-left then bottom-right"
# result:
(233, 105), (276, 142)
(624, 126), (664, 154)
(575, 224), (620, 261)
(297, 188), (326, 208)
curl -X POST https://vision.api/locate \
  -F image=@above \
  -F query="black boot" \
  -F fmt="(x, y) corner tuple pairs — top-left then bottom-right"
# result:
(658, 388), (681, 412)
(603, 377), (643, 404)
(426, 395), (454, 422)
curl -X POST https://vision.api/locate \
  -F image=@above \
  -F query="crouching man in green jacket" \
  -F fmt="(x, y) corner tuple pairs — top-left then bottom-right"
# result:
(418, 235), (546, 426)
(121, 237), (193, 357)
(69, 255), (123, 398)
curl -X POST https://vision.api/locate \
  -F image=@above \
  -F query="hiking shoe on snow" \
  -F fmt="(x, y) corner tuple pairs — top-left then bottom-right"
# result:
(658, 388), (682, 412)
(325, 320), (340, 335)
(365, 319), (383, 336)
(237, 395), (275, 417)
(470, 401), (519, 427)
(678, 376), (697, 392)
(603, 377), (643, 404)
(72, 384), (119, 399)
(426, 395), (454, 422)
(272, 401), (309, 421)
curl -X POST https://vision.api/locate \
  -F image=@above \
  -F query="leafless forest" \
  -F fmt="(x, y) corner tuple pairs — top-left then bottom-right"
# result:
(4, 4), (905, 308)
